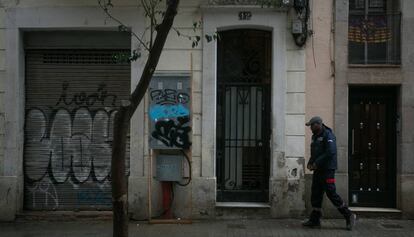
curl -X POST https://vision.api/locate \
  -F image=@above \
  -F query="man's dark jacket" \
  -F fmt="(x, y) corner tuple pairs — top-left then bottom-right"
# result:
(308, 125), (338, 170)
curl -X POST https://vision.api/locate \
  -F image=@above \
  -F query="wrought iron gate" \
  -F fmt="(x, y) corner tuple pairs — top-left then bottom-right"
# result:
(216, 29), (271, 202)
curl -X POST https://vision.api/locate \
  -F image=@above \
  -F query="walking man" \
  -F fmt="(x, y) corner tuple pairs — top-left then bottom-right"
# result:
(303, 116), (356, 230)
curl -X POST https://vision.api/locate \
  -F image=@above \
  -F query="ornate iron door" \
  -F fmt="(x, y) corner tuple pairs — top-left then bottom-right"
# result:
(216, 29), (271, 202)
(349, 87), (397, 207)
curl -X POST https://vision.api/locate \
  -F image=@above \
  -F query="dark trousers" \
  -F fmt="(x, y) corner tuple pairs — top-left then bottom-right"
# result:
(311, 169), (344, 209)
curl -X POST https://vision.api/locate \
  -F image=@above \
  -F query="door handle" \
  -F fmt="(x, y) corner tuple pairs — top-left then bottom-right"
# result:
(351, 129), (355, 155)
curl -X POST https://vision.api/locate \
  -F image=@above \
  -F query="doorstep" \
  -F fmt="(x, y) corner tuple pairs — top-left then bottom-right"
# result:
(215, 202), (272, 219)
(349, 207), (402, 219)
(349, 207), (401, 213)
(216, 202), (270, 208)
(16, 211), (113, 221)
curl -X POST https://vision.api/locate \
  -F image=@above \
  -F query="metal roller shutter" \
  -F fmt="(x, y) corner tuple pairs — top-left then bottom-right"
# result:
(24, 49), (130, 210)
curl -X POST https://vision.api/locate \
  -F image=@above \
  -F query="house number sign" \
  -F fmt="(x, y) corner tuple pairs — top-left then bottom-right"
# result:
(239, 11), (252, 20)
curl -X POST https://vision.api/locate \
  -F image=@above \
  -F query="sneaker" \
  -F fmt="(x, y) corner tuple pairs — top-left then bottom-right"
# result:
(346, 213), (356, 231)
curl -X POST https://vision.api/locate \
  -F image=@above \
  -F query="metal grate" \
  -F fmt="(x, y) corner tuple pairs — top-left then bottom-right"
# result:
(24, 49), (131, 211)
(42, 50), (128, 64)
(216, 29), (271, 202)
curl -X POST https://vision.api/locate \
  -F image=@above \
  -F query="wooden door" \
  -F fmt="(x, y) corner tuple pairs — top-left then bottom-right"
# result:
(349, 87), (397, 207)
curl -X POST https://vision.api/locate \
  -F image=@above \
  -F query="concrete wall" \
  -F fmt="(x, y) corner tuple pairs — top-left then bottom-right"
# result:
(135, 0), (205, 220)
(334, 0), (414, 218)
(0, 1), (13, 222)
(304, 0), (337, 217)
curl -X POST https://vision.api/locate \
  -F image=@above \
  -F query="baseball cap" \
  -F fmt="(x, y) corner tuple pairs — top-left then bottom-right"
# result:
(305, 116), (323, 126)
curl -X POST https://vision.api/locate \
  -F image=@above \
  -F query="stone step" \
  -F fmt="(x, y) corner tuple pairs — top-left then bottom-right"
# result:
(16, 211), (113, 222)
(349, 207), (402, 219)
(215, 202), (272, 219)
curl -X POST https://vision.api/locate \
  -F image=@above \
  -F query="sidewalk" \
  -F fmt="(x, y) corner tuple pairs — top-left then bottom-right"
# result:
(1, 218), (414, 237)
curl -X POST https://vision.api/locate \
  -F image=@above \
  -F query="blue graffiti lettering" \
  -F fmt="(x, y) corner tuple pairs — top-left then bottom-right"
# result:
(77, 190), (111, 205)
(149, 104), (190, 121)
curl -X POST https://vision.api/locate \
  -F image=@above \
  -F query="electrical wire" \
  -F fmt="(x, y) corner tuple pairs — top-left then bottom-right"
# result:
(151, 150), (191, 218)
(151, 150), (191, 219)
(175, 150), (192, 187)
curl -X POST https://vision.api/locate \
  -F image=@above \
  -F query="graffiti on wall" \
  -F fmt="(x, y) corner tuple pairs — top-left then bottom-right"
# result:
(24, 82), (125, 209)
(56, 82), (118, 107)
(26, 180), (59, 209)
(25, 107), (115, 184)
(148, 78), (192, 149)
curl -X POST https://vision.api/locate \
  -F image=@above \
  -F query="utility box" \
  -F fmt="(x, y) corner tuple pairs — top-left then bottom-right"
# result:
(292, 19), (303, 34)
(148, 74), (192, 150)
(156, 155), (183, 182)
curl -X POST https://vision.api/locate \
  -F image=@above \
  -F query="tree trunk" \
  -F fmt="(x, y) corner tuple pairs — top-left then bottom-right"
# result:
(128, 0), (180, 114)
(112, 106), (129, 237)
(111, 1), (180, 237)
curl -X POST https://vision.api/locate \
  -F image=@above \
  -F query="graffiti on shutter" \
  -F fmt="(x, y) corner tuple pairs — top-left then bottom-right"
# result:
(24, 49), (130, 210)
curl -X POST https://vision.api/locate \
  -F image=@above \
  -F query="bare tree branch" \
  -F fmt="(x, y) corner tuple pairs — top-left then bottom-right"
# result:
(98, 0), (150, 51)
(128, 0), (180, 115)
(109, 2), (180, 236)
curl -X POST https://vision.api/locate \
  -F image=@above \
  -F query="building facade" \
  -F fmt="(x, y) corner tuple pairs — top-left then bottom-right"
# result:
(0, 0), (411, 221)
(333, 0), (414, 218)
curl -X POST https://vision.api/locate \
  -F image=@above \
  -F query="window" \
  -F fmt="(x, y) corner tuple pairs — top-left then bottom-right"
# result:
(348, 0), (401, 65)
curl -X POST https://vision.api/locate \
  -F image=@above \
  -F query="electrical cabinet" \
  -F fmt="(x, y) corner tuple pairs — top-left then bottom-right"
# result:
(156, 155), (184, 182)
(148, 74), (192, 150)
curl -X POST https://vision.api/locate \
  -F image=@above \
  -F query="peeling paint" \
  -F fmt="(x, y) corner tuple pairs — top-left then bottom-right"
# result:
(287, 180), (299, 193)
(296, 157), (305, 166)
(276, 152), (286, 168)
(291, 168), (298, 177)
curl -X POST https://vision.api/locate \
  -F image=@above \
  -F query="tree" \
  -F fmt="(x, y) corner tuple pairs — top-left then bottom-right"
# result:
(99, 0), (212, 236)
(97, 1), (182, 236)
(98, 0), (307, 236)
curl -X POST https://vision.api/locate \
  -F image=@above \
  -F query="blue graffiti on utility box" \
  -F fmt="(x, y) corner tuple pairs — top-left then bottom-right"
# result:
(149, 104), (190, 121)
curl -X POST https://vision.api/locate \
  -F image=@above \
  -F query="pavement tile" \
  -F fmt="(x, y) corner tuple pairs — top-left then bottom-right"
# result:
(0, 219), (414, 237)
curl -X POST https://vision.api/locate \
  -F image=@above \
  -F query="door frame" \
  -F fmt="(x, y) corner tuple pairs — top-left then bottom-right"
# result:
(348, 86), (398, 208)
(215, 28), (273, 202)
(202, 8), (288, 204)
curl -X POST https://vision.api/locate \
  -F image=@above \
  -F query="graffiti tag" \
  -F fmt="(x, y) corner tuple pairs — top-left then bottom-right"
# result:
(149, 104), (190, 121)
(152, 116), (192, 149)
(56, 82), (117, 107)
(150, 89), (190, 105)
(77, 190), (111, 205)
(27, 180), (59, 209)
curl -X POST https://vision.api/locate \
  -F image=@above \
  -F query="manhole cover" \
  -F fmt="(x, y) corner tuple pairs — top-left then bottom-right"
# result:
(227, 224), (246, 229)
(381, 223), (403, 229)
